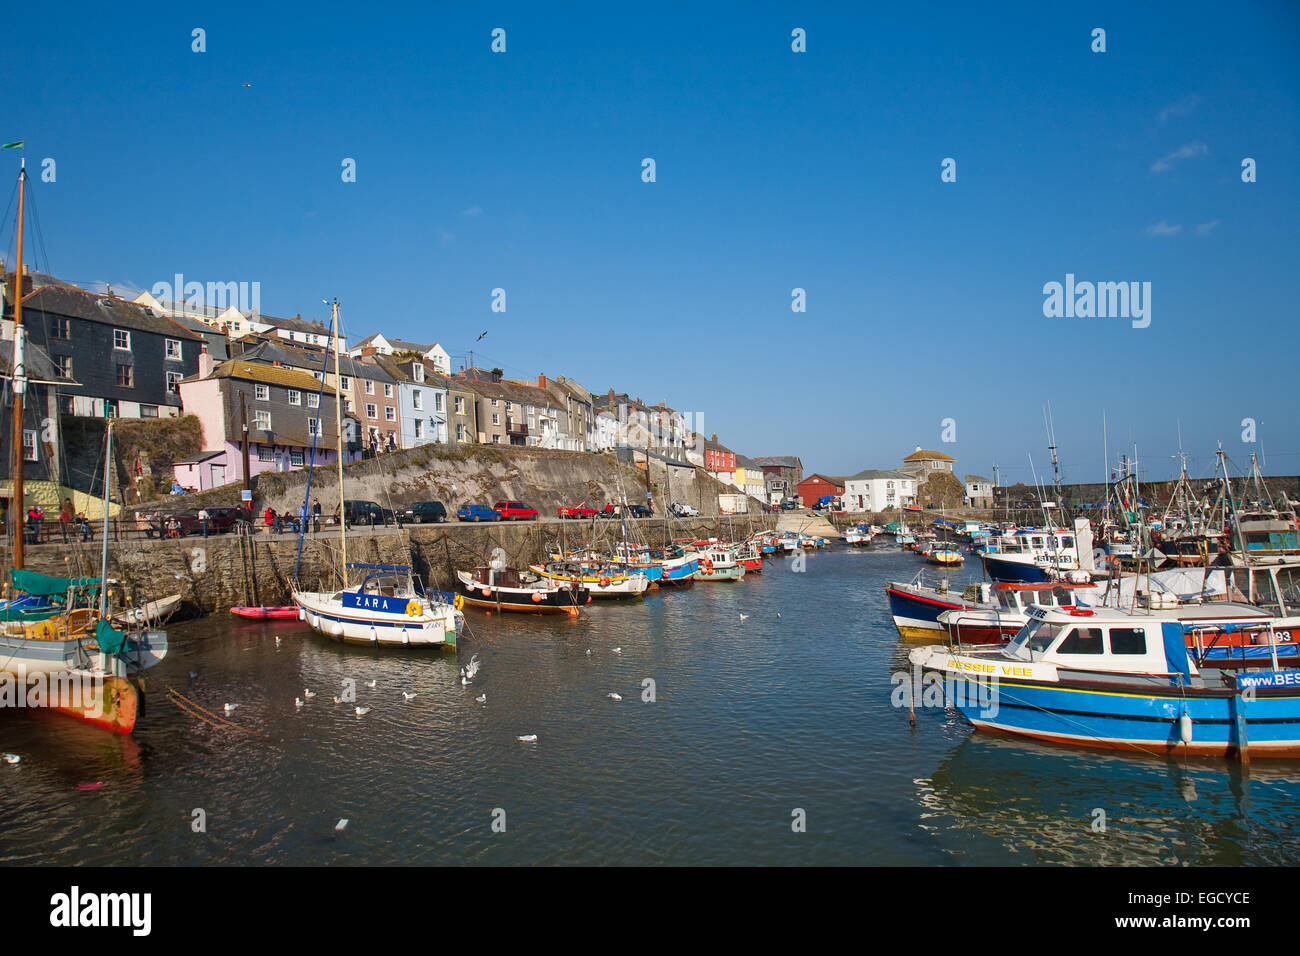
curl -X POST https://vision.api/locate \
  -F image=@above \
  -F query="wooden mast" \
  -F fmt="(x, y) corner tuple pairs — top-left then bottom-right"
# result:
(332, 299), (347, 588)
(10, 159), (27, 569)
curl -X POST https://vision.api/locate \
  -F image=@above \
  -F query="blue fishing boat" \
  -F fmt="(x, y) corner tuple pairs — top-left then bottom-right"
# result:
(911, 603), (1300, 759)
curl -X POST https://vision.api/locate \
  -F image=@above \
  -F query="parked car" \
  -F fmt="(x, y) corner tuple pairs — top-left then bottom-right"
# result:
(779, 499), (800, 511)
(339, 500), (394, 527)
(557, 502), (599, 519)
(670, 502), (699, 517)
(601, 503), (653, 519)
(402, 501), (448, 524)
(458, 504), (502, 522)
(493, 500), (539, 521)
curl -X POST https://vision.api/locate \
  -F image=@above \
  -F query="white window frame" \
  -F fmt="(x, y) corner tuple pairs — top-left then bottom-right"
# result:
(413, 365), (424, 383)
(287, 389), (301, 405)
(454, 396), (464, 414)
(366, 403), (377, 419)
(414, 419), (424, 439)
(365, 380), (374, 395)
(254, 410), (271, 431)
(385, 406), (396, 422)
(22, 430), (37, 462)
(166, 371), (182, 394)
(308, 418), (320, 436)
(412, 390), (422, 410)
(255, 384), (270, 401)
(113, 329), (131, 351)
(384, 383), (393, 398)
(340, 375), (350, 390)
(165, 338), (183, 360)
(307, 393), (320, 408)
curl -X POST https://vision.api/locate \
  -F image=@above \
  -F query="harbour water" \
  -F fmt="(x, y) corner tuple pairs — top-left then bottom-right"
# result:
(3, 546), (1299, 866)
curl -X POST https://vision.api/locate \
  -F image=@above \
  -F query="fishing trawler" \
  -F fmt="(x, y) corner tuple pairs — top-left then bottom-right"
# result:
(910, 603), (1300, 759)
(528, 561), (651, 598)
(456, 566), (588, 614)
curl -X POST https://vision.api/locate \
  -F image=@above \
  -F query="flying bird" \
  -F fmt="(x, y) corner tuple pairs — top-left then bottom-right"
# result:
(739, 613), (749, 621)
(476, 331), (488, 341)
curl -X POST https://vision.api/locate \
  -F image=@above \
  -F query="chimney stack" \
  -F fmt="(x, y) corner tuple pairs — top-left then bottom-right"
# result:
(198, 343), (213, 379)
(538, 373), (547, 389)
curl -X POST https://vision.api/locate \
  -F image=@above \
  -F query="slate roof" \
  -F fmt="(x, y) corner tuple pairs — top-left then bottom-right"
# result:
(21, 284), (205, 340)
(847, 469), (914, 481)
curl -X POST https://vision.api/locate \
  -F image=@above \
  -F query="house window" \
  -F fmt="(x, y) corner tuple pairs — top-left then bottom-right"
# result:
(435, 393), (443, 411)
(340, 375), (350, 390)
(288, 389), (301, 405)
(366, 403), (377, 419)
(456, 424), (466, 442)
(384, 383), (393, 398)
(257, 446), (274, 462)
(290, 449), (304, 467)
(412, 390), (422, 410)
(50, 318), (70, 340)
(115, 364), (133, 387)
(385, 406), (396, 422)
(307, 393), (320, 408)
(22, 430), (37, 461)
(308, 418), (319, 436)
(414, 419), (424, 439)
(165, 339), (183, 360)
(54, 354), (72, 378)
(113, 329), (131, 351)
(254, 410), (271, 431)
(506, 402), (512, 413)
(492, 434), (501, 444)
(364, 380), (374, 394)
(491, 398), (498, 407)
(166, 371), (182, 393)
(140, 404), (159, 418)
(255, 384), (269, 401)
(491, 413), (500, 426)
(413, 365), (424, 383)
(454, 396), (464, 414)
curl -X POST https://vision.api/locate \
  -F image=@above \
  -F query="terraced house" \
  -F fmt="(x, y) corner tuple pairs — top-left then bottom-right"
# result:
(175, 351), (355, 490)
(17, 280), (203, 419)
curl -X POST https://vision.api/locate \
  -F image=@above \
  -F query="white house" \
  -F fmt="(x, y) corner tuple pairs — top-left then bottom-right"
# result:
(842, 470), (917, 513)
(965, 474), (994, 509)
(349, 334), (451, 375)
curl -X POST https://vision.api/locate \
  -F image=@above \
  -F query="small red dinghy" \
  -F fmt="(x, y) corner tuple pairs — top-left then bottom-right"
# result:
(230, 606), (301, 620)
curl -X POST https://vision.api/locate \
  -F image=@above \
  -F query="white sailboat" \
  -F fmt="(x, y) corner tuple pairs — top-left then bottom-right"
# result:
(290, 299), (463, 648)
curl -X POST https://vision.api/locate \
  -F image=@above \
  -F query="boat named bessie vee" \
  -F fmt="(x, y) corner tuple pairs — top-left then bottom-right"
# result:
(910, 603), (1300, 759)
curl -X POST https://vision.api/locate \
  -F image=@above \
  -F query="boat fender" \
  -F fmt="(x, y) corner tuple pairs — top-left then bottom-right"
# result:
(1179, 712), (1193, 745)
(599, 577), (611, 587)
(481, 588), (491, 598)
(454, 595), (465, 611)
(532, 592), (544, 603)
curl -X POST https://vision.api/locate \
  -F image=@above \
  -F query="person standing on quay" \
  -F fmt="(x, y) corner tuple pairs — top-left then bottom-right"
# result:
(312, 498), (322, 533)
(59, 498), (73, 542)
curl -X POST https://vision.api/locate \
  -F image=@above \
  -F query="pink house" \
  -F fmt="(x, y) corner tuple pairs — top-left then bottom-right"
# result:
(174, 349), (360, 491)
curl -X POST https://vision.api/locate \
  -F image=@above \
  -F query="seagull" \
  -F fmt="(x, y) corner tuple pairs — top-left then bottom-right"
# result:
(776, 612), (781, 618)
(739, 613), (749, 621)
(476, 331), (488, 341)
(402, 691), (417, 701)
(223, 703), (239, 714)
(607, 693), (622, 701)
(295, 697), (304, 708)
(2, 754), (19, 764)
(475, 693), (486, 704)
(242, 83), (252, 88)
(465, 654), (481, 680)
(335, 818), (348, 831)
(517, 734), (537, 742)
(355, 706), (372, 717)
(188, 671), (198, 680)
(275, 636), (282, 647)
(304, 689), (316, 698)
(586, 649), (592, 656)
(365, 680), (377, 689)
(332, 696), (344, 704)
(612, 647), (622, 654)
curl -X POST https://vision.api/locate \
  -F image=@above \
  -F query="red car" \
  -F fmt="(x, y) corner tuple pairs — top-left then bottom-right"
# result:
(557, 502), (599, 519)
(493, 500), (539, 521)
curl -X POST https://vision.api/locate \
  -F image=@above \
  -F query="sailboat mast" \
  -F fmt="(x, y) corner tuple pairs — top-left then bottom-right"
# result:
(332, 300), (347, 588)
(10, 160), (26, 569)
(98, 420), (112, 617)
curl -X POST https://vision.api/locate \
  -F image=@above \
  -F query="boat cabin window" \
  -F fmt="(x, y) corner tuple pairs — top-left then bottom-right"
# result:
(1252, 571), (1283, 616)
(1059, 536), (1074, 550)
(1057, 627), (1104, 654)
(1108, 627), (1146, 655)
(996, 590), (1018, 611)
(1007, 620), (1062, 659)
(1031, 536), (1045, 550)
(1275, 567), (1300, 616)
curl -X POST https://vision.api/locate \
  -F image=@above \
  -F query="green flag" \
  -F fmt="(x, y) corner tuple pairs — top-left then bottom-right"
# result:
(1, 142), (23, 149)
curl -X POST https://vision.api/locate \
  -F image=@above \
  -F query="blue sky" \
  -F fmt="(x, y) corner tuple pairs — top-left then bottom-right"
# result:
(4, 1), (1297, 485)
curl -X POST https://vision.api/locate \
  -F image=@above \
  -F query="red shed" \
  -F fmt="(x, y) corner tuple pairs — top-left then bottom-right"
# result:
(797, 474), (847, 508)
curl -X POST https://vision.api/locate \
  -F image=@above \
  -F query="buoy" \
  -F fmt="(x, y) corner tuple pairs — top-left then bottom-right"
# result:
(1179, 712), (1193, 745)
(532, 592), (543, 603)
(481, 588), (491, 598)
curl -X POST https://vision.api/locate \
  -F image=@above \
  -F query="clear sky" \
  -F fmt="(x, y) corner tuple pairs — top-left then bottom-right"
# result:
(4, 1), (1297, 485)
